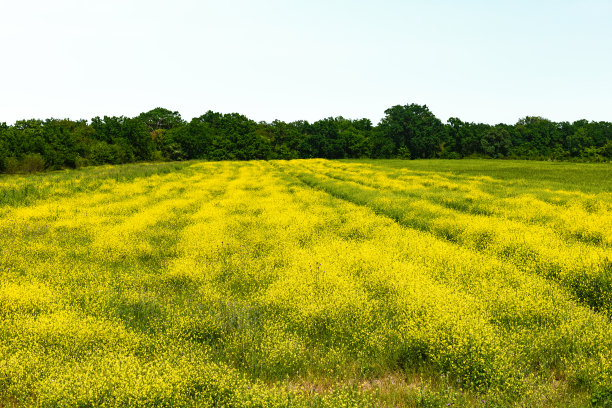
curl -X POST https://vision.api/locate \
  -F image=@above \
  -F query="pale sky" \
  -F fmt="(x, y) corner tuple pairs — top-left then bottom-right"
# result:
(1, 0), (611, 125)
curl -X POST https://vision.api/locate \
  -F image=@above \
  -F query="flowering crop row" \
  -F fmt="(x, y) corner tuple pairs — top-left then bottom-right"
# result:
(0, 159), (610, 407)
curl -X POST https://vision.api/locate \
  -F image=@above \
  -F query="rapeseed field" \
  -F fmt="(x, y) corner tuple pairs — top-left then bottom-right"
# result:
(0, 159), (611, 407)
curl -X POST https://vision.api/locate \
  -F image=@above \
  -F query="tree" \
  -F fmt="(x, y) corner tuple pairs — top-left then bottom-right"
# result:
(236, 128), (272, 160)
(137, 108), (184, 131)
(176, 117), (215, 159)
(369, 127), (395, 158)
(480, 126), (512, 157)
(39, 119), (85, 168)
(599, 140), (612, 159)
(90, 116), (153, 162)
(136, 108), (186, 160)
(378, 104), (447, 158)
(567, 127), (593, 157)
(308, 117), (345, 158)
(258, 120), (301, 159)
(0, 123), (8, 171)
(514, 116), (561, 157)
(337, 118), (371, 158)
(1, 104), (611, 174)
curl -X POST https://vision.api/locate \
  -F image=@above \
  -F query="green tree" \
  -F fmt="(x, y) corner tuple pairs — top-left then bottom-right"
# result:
(137, 108), (186, 160)
(257, 121), (301, 159)
(175, 118), (214, 159)
(513, 116), (562, 157)
(378, 104), (447, 158)
(369, 127), (395, 158)
(308, 117), (345, 158)
(338, 118), (371, 158)
(123, 117), (155, 161)
(40, 119), (81, 168)
(91, 116), (154, 161)
(0, 123), (8, 171)
(137, 107), (184, 131)
(480, 126), (512, 157)
(567, 127), (594, 157)
(599, 140), (612, 159)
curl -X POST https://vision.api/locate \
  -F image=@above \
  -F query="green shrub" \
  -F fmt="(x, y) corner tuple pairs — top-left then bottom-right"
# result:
(74, 155), (90, 169)
(5, 153), (46, 173)
(592, 387), (612, 407)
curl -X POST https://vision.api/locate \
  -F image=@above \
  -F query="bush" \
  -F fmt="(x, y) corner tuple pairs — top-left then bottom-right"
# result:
(4, 153), (46, 174)
(150, 150), (165, 162)
(89, 141), (127, 165)
(579, 147), (607, 163)
(0, 142), (7, 172)
(439, 151), (461, 159)
(592, 387), (612, 407)
(3, 157), (19, 173)
(397, 147), (411, 159)
(74, 155), (90, 169)
(21, 153), (46, 172)
(599, 141), (612, 160)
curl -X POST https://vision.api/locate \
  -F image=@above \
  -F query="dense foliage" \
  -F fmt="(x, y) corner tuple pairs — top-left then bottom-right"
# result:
(0, 105), (610, 172)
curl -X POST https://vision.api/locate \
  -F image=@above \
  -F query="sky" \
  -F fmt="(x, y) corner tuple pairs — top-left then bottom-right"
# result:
(1, 0), (611, 125)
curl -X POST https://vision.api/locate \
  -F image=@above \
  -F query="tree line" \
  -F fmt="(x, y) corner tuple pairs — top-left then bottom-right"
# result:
(0, 104), (610, 173)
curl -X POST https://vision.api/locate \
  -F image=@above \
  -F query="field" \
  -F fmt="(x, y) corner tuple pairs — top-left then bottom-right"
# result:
(1, 159), (611, 407)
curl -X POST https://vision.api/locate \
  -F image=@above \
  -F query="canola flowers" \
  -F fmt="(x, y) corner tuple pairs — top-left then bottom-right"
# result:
(0, 159), (611, 407)
(286, 160), (612, 314)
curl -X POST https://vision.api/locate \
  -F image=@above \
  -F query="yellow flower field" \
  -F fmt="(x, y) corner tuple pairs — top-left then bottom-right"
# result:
(0, 159), (611, 407)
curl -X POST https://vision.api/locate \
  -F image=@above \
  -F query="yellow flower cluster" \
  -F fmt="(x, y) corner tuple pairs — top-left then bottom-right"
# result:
(286, 160), (612, 313)
(0, 159), (610, 406)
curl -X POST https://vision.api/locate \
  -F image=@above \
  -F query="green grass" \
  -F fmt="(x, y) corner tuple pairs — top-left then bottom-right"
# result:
(347, 159), (612, 193)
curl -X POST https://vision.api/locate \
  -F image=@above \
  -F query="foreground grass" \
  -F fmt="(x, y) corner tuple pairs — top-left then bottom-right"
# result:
(0, 159), (611, 407)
